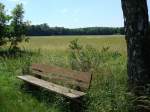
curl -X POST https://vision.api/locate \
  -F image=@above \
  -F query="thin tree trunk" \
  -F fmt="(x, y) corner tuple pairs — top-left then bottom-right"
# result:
(121, 0), (150, 93)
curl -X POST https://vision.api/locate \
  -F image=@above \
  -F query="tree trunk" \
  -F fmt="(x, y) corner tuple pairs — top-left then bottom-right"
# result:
(121, 1), (150, 111)
(121, 0), (150, 93)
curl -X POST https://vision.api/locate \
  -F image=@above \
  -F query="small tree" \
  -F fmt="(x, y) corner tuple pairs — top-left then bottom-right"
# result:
(0, 3), (10, 46)
(10, 3), (28, 50)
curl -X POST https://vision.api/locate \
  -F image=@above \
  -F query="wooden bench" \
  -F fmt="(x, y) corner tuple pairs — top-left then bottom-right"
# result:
(17, 64), (92, 99)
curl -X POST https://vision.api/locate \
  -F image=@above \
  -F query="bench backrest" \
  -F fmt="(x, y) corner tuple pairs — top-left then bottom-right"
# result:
(30, 64), (92, 91)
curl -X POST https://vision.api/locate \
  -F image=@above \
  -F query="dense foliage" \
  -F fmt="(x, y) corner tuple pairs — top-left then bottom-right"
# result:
(0, 3), (10, 46)
(9, 4), (28, 50)
(26, 23), (124, 36)
(0, 3), (28, 50)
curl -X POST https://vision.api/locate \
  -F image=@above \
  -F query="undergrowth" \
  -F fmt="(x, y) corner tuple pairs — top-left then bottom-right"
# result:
(0, 39), (131, 112)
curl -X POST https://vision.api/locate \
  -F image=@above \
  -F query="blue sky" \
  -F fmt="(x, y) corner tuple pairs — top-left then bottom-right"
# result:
(1, 0), (150, 28)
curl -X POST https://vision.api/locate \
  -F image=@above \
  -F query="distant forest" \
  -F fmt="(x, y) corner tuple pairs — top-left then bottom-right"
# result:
(26, 23), (125, 36)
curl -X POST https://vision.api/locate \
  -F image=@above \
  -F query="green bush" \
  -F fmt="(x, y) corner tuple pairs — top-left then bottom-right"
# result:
(69, 39), (103, 72)
(68, 39), (131, 112)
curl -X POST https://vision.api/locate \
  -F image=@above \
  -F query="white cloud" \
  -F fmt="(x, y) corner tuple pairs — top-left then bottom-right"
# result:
(60, 8), (69, 14)
(73, 9), (80, 15)
(60, 8), (80, 16)
(8, 0), (28, 5)
(9, 0), (21, 3)
(73, 18), (79, 22)
(21, 1), (27, 5)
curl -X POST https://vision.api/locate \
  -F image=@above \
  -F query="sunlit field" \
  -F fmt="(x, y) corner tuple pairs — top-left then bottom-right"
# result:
(20, 35), (126, 53)
(0, 35), (130, 112)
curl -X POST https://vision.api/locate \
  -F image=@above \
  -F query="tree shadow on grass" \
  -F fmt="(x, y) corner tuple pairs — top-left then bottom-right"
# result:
(20, 83), (86, 112)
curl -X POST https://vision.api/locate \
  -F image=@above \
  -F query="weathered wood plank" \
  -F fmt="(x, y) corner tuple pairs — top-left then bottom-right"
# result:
(31, 70), (90, 90)
(31, 64), (91, 84)
(17, 75), (86, 98)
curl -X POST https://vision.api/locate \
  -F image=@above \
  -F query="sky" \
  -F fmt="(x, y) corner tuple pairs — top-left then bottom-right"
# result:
(1, 0), (150, 28)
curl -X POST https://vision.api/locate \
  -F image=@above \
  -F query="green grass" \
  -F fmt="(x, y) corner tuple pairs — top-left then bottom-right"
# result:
(0, 35), (130, 112)
(20, 35), (126, 53)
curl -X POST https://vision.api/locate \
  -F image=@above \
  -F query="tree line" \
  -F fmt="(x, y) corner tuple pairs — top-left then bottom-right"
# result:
(0, 2), (27, 50)
(26, 24), (124, 36)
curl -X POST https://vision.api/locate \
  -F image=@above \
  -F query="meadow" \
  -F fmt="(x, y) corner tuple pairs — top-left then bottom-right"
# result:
(0, 35), (130, 112)
(21, 35), (126, 53)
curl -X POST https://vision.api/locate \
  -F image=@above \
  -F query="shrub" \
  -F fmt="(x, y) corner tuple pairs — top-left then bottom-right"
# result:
(69, 39), (103, 72)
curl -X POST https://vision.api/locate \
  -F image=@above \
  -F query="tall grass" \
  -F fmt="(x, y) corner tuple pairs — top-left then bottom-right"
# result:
(0, 36), (130, 112)
(68, 39), (130, 112)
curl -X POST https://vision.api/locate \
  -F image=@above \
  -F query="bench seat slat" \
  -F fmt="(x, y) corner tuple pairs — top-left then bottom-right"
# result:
(17, 75), (86, 98)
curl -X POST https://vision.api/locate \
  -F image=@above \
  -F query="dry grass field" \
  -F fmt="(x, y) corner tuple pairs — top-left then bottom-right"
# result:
(20, 35), (126, 53)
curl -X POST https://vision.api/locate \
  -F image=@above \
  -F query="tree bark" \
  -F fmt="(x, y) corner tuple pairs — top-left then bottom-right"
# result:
(121, 0), (150, 93)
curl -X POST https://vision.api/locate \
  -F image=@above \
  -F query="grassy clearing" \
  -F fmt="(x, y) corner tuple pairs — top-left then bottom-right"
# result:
(0, 35), (130, 112)
(20, 35), (126, 53)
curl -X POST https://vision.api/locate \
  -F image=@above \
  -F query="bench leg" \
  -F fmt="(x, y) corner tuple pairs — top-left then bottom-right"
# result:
(70, 97), (85, 112)
(20, 82), (40, 94)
